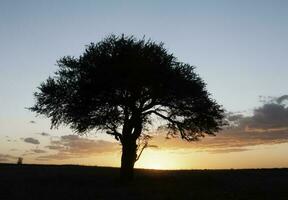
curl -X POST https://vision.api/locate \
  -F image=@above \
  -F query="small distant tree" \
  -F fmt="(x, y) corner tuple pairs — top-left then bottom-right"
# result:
(17, 157), (23, 165)
(30, 35), (225, 180)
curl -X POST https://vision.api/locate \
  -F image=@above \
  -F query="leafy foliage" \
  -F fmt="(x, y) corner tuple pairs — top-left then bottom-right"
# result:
(31, 35), (224, 143)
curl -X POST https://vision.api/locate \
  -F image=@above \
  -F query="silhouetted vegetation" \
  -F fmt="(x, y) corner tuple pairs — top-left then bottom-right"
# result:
(1, 164), (288, 200)
(30, 35), (225, 180)
(16, 157), (22, 165)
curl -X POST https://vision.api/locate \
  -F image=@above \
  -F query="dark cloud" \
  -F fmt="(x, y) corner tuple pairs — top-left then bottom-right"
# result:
(244, 103), (288, 130)
(227, 95), (288, 131)
(38, 135), (119, 160)
(24, 137), (40, 145)
(151, 95), (288, 153)
(37, 132), (50, 137)
(226, 95), (288, 132)
(276, 95), (288, 104)
(61, 135), (79, 140)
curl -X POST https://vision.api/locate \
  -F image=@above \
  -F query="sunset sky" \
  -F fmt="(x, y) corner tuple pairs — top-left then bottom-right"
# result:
(1, 0), (288, 169)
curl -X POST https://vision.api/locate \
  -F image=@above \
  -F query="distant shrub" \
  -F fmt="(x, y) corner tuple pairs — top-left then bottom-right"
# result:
(17, 157), (23, 165)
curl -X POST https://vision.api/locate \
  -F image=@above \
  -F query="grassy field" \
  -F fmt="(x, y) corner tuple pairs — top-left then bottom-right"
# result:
(0, 164), (287, 200)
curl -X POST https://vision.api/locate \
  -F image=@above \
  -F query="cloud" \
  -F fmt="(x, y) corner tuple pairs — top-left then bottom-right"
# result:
(0, 154), (17, 162)
(37, 135), (119, 161)
(31, 149), (47, 154)
(244, 103), (288, 130)
(57, 135), (119, 154)
(150, 95), (288, 154)
(7, 139), (17, 142)
(10, 149), (18, 151)
(36, 95), (288, 158)
(61, 135), (79, 140)
(276, 95), (288, 104)
(204, 148), (251, 154)
(23, 137), (40, 145)
(149, 128), (288, 154)
(228, 95), (288, 131)
(36, 132), (50, 137)
(45, 145), (64, 150)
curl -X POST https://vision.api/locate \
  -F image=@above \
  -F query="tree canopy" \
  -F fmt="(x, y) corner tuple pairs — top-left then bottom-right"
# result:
(31, 34), (225, 179)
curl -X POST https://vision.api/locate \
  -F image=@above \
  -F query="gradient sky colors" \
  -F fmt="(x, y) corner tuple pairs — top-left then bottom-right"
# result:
(0, 0), (288, 169)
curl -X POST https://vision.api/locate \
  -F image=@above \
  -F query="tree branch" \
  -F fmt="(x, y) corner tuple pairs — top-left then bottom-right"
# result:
(135, 134), (151, 162)
(150, 111), (193, 140)
(142, 98), (156, 112)
(150, 111), (177, 124)
(135, 142), (147, 162)
(106, 130), (122, 142)
(142, 106), (167, 116)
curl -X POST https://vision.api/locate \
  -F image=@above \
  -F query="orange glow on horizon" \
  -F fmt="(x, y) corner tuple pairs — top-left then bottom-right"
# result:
(9, 142), (288, 170)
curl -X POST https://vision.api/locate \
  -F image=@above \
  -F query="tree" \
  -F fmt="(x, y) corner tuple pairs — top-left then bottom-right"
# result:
(30, 35), (225, 180)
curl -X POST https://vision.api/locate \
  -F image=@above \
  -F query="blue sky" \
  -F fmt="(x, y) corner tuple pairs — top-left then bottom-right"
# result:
(0, 0), (288, 168)
(1, 0), (288, 118)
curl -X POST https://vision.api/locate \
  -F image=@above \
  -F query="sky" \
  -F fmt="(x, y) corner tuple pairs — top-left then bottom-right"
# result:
(0, 0), (288, 169)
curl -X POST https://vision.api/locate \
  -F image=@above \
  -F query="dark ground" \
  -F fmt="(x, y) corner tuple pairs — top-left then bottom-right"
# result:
(0, 164), (287, 200)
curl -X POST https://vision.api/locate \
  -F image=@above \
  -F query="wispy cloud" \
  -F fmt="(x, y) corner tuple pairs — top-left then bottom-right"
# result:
(148, 128), (288, 153)
(31, 149), (47, 154)
(205, 148), (251, 154)
(37, 135), (119, 161)
(0, 154), (17, 162)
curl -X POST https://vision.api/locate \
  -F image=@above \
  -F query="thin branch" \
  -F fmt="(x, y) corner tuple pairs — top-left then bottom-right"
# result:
(142, 98), (156, 111)
(142, 106), (167, 116)
(135, 134), (152, 162)
(151, 111), (192, 140)
(106, 130), (122, 142)
(150, 111), (177, 124)
(135, 142), (147, 162)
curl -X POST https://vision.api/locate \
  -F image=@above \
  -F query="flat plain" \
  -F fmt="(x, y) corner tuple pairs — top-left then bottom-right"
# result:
(0, 164), (287, 200)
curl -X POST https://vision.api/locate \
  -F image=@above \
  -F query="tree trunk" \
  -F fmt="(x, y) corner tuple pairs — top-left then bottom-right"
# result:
(120, 138), (137, 181)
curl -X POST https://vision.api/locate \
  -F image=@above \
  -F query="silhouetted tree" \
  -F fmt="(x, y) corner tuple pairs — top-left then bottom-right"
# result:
(30, 35), (225, 180)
